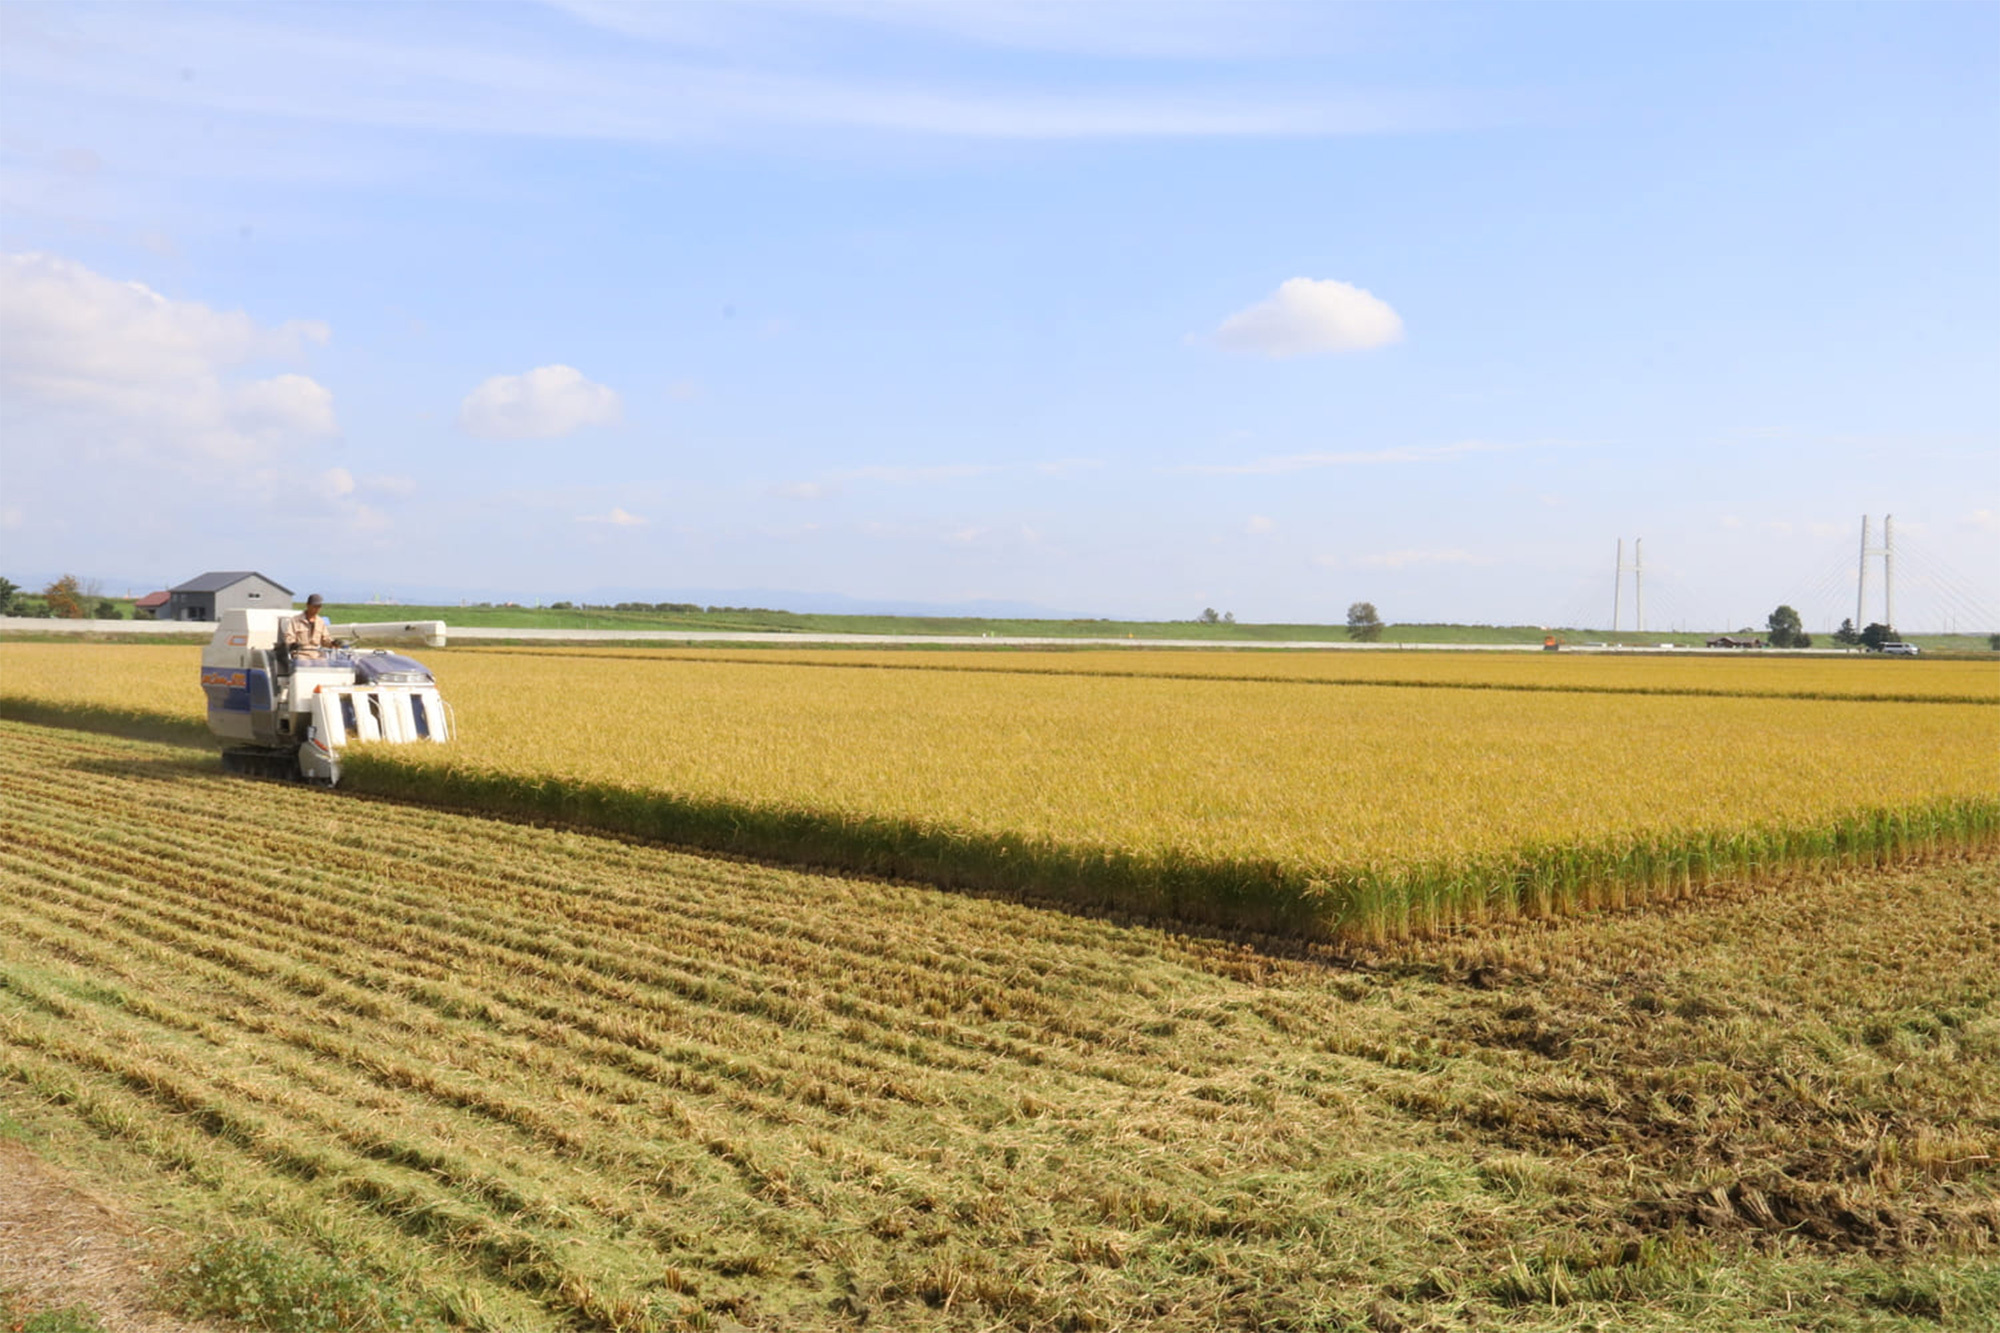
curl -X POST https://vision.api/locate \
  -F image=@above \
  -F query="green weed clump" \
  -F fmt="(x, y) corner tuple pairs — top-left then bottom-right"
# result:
(0, 1291), (107, 1333)
(171, 1237), (442, 1333)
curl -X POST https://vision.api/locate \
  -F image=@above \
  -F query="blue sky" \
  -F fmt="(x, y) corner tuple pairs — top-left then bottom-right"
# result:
(3, 0), (1995, 629)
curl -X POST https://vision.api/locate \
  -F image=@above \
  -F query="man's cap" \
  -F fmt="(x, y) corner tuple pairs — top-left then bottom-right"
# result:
(305, 593), (323, 607)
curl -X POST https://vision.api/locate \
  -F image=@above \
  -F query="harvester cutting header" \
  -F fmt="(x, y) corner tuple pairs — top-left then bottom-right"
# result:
(201, 604), (452, 784)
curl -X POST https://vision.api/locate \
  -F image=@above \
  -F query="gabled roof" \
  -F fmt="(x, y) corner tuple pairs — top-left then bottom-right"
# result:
(133, 591), (171, 608)
(170, 571), (292, 595)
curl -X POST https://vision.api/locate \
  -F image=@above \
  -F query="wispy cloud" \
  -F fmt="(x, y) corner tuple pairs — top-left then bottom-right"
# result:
(1034, 457), (1104, 478)
(551, 0), (1348, 61)
(1360, 547), (1490, 570)
(1179, 440), (1502, 476)
(777, 459), (1075, 498)
(578, 506), (647, 526)
(7, 4), (1504, 147)
(836, 463), (998, 484)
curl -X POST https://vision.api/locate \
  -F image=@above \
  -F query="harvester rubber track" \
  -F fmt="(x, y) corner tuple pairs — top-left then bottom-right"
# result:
(220, 746), (317, 783)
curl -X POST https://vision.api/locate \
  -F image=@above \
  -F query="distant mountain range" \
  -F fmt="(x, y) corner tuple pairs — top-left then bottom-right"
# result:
(348, 584), (1096, 621)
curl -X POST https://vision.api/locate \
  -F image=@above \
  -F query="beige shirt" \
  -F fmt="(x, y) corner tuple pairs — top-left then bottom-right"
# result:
(284, 611), (334, 650)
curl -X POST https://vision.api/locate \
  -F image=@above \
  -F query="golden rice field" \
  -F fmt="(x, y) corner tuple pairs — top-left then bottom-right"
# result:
(475, 643), (2000, 702)
(5, 722), (1998, 1331)
(2, 641), (1996, 938)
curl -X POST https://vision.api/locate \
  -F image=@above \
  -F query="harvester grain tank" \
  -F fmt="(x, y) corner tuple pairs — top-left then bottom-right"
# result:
(200, 609), (452, 784)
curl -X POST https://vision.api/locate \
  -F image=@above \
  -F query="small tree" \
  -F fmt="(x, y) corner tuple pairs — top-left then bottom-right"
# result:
(1989, 632), (2000, 651)
(0, 577), (17, 616)
(1766, 604), (1806, 649)
(94, 598), (119, 619)
(1221, 611), (1235, 625)
(1832, 618), (1860, 646)
(1198, 607), (1220, 624)
(42, 574), (87, 619)
(1346, 601), (1383, 642)
(1859, 622), (1896, 652)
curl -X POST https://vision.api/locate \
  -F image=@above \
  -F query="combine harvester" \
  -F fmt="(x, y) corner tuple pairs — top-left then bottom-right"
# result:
(200, 609), (452, 784)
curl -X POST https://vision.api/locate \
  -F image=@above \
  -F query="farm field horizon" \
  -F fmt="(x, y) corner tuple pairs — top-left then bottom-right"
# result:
(3, 721), (1997, 1332)
(10, 600), (1998, 656)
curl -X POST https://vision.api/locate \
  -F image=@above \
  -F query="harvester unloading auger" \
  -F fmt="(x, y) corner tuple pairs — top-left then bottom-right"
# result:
(201, 609), (452, 784)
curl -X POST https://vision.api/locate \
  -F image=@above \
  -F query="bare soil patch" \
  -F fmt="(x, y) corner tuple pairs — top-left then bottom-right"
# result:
(0, 1141), (214, 1332)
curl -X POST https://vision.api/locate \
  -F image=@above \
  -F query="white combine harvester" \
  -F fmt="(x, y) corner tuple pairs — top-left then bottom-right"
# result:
(200, 609), (452, 784)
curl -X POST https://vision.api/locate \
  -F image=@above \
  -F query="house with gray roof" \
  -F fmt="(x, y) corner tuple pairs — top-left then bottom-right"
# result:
(166, 572), (293, 623)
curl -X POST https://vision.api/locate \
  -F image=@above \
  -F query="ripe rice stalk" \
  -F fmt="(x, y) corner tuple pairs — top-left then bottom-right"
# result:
(4, 643), (1995, 940)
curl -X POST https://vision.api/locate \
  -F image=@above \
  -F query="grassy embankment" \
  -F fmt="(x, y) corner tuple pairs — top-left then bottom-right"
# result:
(2, 722), (1996, 1332)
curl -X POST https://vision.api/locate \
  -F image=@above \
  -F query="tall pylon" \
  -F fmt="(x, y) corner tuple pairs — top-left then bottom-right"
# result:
(1611, 538), (1644, 632)
(1855, 515), (1894, 630)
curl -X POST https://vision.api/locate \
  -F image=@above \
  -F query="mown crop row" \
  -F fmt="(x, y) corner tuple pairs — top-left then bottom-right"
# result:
(7, 722), (1999, 1332)
(0, 722), (1562, 1331)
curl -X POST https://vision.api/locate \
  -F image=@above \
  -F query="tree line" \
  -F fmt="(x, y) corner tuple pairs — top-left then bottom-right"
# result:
(0, 575), (120, 620)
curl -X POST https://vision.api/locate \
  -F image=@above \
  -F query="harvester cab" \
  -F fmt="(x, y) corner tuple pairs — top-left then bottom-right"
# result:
(201, 609), (452, 784)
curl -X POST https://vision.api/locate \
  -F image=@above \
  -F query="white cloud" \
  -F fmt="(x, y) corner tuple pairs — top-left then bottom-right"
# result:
(0, 250), (335, 461)
(1215, 277), (1404, 357)
(234, 373), (337, 439)
(459, 365), (622, 439)
(1964, 509), (1997, 533)
(1246, 515), (1276, 535)
(578, 506), (647, 526)
(319, 466), (357, 498)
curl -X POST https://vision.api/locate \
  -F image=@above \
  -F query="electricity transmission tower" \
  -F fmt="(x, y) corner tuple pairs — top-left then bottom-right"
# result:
(1856, 515), (1894, 630)
(1611, 538), (1644, 632)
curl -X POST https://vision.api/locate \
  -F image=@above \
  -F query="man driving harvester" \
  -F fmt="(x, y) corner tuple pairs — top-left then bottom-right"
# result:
(284, 593), (337, 658)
